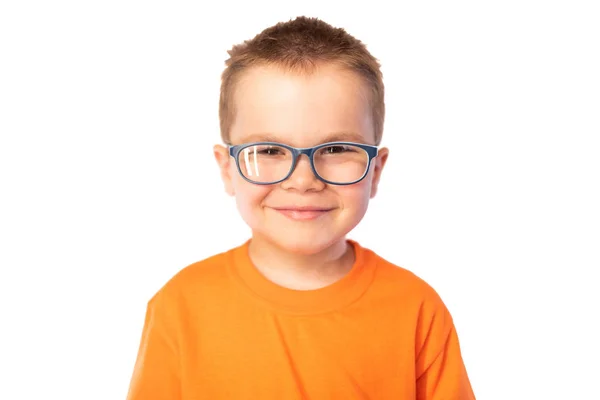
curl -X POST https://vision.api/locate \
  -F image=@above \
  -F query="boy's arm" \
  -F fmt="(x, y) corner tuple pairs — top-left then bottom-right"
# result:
(415, 295), (475, 400)
(126, 291), (181, 400)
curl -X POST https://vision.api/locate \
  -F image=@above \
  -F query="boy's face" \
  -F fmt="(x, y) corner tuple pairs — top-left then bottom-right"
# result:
(214, 64), (388, 255)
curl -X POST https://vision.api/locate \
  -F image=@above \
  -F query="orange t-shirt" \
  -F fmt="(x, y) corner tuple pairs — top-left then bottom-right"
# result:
(126, 240), (475, 399)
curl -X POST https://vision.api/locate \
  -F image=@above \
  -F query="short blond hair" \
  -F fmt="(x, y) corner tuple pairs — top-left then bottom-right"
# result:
(219, 16), (385, 145)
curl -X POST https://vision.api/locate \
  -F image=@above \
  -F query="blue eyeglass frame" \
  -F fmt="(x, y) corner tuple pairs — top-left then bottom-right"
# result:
(228, 141), (379, 186)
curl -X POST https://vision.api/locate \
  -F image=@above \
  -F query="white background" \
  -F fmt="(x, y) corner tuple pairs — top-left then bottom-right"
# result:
(1, 0), (599, 399)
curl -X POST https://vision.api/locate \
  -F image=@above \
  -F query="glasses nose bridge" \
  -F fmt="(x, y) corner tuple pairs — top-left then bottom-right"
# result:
(287, 147), (317, 177)
(297, 146), (315, 158)
(290, 147), (315, 165)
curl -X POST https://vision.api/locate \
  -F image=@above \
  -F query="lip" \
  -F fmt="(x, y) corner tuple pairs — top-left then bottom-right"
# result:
(271, 206), (334, 221)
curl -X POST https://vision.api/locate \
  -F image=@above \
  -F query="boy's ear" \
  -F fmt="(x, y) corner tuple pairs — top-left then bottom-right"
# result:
(370, 147), (389, 199)
(213, 145), (235, 196)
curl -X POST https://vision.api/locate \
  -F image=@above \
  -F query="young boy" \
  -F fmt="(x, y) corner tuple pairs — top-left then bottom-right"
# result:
(126, 16), (475, 400)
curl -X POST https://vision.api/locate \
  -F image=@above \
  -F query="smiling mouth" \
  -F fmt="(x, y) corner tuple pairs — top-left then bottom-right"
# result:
(271, 207), (334, 221)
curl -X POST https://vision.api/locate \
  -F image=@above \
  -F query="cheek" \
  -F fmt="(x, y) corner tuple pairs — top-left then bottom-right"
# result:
(232, 176), (271, 215)
(335, 182), (372, 213)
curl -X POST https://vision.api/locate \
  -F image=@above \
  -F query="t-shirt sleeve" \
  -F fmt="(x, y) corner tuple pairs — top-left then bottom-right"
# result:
(415, 293), (476, 400)
(126, 290), (181, 400)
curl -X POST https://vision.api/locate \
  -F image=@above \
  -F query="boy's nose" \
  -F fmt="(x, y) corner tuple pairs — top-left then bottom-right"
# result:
(280, 155), (325, 192)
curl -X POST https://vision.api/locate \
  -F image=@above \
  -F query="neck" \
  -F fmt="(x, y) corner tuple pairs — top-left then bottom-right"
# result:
(247, 234), (355, 290)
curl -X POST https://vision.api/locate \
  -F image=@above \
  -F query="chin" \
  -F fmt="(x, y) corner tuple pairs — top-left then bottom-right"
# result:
(267, 231), (346, 255)
(242, 209), (363, 255)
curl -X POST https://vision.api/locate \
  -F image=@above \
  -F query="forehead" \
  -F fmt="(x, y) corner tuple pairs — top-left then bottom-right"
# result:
(229, 64), (375, 146)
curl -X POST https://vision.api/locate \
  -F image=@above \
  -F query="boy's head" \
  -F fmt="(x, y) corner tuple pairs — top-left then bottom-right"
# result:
(214, 16), (389, 255)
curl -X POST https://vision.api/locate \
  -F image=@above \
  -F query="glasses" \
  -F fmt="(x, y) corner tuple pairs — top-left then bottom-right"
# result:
(228, 141), (379, 185)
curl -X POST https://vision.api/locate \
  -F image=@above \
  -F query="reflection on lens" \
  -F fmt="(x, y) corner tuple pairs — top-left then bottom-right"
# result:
(238, 145), (293, 183)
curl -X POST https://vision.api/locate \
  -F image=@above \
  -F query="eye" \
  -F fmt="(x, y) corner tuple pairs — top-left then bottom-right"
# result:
(322, 145), (356, 154)
(257, 146), (285, 155)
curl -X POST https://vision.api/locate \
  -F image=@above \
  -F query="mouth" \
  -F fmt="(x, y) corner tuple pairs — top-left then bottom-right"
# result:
(271, 206), (334, 221)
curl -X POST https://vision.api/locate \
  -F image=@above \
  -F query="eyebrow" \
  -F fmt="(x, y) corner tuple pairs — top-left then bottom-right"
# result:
(234, 132), (372, 146)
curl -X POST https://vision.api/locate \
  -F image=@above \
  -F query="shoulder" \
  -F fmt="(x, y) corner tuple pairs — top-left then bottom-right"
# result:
(149, 242), (244, 305)
(357, 241), (449, 311)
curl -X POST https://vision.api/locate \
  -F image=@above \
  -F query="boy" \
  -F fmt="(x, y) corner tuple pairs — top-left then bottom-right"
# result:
(126, 16), (475, 399)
